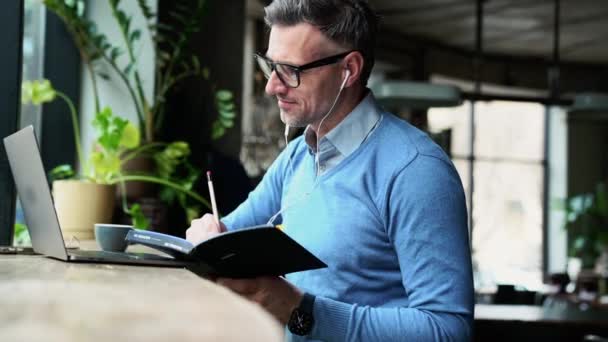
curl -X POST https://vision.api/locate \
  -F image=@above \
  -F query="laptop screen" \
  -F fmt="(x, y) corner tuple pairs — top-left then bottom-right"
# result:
(4, 126), (69, 260)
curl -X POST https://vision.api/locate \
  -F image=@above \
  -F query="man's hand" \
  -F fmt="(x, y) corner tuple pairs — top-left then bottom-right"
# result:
(185, 213), (227, 244)
(217, 276), (303, 325)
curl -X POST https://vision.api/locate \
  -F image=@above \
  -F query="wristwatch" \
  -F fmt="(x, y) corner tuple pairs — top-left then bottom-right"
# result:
(288, 293), (315, 336)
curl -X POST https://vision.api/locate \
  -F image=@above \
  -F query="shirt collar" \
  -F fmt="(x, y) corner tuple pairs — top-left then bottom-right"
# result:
(304, 91), (382, 157)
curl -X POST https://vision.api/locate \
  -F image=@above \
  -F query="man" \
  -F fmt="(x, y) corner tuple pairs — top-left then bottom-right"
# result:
(187, 0), (474, 340)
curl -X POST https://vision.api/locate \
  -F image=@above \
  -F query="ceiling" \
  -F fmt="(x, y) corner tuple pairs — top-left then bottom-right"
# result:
(370, 0), (608, 65)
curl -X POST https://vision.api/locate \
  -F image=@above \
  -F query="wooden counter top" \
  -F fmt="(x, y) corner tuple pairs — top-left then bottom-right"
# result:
(0, 254), (283, 341)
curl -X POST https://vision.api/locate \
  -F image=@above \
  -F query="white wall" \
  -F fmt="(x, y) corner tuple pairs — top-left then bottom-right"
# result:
(80, 0), (157, 168)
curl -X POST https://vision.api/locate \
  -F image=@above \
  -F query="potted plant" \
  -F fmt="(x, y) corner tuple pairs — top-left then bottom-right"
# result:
(565, 182), (608, 271)
(42, 0), (236, 143)
(40, 0), (237, 229)
(21, 79), (212, 239)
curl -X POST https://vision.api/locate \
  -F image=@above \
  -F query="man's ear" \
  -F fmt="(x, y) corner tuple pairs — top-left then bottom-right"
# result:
(343, 51), (364, 88)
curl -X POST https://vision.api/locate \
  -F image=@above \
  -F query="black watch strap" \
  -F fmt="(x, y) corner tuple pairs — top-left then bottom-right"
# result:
(288, 293), (316, 336)
(300, 292), (316, 314)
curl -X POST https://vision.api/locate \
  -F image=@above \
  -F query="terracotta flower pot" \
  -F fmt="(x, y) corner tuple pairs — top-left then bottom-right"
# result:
(52, 180), (116, 240)
(117, 155), (158, 199)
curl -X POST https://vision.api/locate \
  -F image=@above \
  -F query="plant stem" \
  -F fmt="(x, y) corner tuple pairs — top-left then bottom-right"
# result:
(99, 53), (146, 133)
(48, 2), (146, 138)
(109, 2), (152, 142)
(112, 175), (212, 210)
(117, 176), (130, 213)
(121, 142), (167, 163)
(83, 55), (101, 114)
(56, 91), (85, 173)
(46, 3), (101, 116)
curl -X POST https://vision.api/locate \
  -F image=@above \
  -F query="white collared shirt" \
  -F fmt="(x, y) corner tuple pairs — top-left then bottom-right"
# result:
(303, 91), (383, 175)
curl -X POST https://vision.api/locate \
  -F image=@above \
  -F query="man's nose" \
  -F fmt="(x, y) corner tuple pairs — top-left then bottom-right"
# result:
(265, 70), (287, 96)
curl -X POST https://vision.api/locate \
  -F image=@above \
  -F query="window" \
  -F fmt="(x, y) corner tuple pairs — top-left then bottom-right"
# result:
(429, 100), (546, 291)
(21, 0), (45, 131)
(14, 0), (46, 246)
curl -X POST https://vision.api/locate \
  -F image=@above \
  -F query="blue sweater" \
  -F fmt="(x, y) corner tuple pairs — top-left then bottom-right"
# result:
(223, 109), (473, 341)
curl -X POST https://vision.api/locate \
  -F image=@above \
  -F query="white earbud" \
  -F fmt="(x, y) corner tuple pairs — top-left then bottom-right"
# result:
(341, 69), (351, 90)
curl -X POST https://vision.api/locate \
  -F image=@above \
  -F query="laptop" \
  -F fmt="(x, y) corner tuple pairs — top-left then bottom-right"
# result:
(4, 126), (193, 267)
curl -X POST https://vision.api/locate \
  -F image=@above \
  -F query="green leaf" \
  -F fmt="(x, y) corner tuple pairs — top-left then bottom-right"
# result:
(129, 29), (142, 45)
(159, 51), (171, 62)
(97, 71), (111, 80)
(136, 0), (154, 19)
(13, 223), (31, 246)
(85, 20), (96, 33)
(215, 90), (233, 102)
(49, 164), (75, 181)
(127, 203), (150, 229)
(219, 118), (234, 128)
(211, 121), (225, 140)
(92, 107), (112, 134)
(90, 51), (102, 61)
(153, 141), (190, 179)
(93, 35), (104, 48)
(89, 151), (121, 182)
(91, 106), (135, 171)
(153, 22), (175, 33)
(159, 186), (177, 204)
(202, 68), (210, 80)
(124, 62), (135, 76)
(573, 236), (587, 251)
(168, 11), (188, 25)
(119, 122), (140, 149)
(116, 10), (128, 26)
(218, 101), (236, 113)
(101, 41), (112, 52)
(219, 109), (236, 119)
(218, 111), (234, 122)
(110, 46), (122, 62)
(76, 0), (85, 17)
(191, 55), (200, 71)
(21, 79), (57, 105)
(14, 222), (27, 236)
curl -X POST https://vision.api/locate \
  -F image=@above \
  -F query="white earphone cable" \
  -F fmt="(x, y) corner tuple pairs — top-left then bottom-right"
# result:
(315, 70), (350, 176)
(268, 70), (350, 225)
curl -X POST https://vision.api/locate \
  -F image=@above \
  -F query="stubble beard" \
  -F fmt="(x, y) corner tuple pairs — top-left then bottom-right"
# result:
(280, 109), (308, 128)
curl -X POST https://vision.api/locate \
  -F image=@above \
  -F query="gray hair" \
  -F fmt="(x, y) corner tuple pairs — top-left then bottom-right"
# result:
(264, 0), (378, 86)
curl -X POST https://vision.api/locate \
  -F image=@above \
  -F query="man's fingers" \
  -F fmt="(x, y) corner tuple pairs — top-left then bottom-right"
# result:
(185, 214), (223, 244)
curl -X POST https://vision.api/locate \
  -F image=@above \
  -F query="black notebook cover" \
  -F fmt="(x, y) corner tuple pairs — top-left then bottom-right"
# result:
(126, 224), (327, 278)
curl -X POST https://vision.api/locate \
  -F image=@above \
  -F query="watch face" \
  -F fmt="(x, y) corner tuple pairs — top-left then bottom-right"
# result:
(288, 308), (314, 336)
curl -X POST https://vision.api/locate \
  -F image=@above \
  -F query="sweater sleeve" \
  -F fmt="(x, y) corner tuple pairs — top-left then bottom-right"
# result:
(306, 155), (474, 342)
(221, 141), (297, 230)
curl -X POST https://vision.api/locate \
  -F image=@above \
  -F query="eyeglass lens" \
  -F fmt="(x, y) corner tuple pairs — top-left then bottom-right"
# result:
(256, 57), (299, 87)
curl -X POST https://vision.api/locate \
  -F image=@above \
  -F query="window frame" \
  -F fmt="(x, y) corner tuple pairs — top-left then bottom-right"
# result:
(466, 97), (550, 286)
(0, 0), (24, 246)
(0, 1), (80, 245)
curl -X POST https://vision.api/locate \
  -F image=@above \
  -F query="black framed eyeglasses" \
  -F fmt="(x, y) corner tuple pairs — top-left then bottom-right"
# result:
(254, 51), (352, 88)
